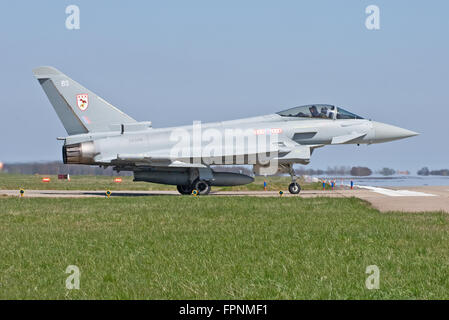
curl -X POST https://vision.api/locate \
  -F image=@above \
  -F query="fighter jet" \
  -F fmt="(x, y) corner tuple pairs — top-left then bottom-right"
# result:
(33, 66), (418, 195)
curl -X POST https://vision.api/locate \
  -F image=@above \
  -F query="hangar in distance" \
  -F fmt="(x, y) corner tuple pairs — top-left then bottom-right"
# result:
(33, 66), (418, 195)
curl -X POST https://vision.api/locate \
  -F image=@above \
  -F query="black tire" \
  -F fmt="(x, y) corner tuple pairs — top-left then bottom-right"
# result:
(177, 185), (192, 195)
(194, 179), (211, 195)
(288, 182), (301, 194)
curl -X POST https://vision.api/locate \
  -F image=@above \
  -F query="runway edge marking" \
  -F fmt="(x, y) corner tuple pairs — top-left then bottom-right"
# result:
(357, 185), (436, 197)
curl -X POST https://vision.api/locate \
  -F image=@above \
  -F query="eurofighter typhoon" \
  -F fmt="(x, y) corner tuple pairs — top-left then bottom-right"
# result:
(33, 66), (418, 194)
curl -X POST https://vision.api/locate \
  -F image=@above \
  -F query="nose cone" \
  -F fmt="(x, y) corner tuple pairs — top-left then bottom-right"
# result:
(372, 121), (419, 143)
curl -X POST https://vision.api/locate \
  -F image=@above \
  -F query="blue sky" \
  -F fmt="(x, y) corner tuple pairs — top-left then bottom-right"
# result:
(0, 0), (448, 172)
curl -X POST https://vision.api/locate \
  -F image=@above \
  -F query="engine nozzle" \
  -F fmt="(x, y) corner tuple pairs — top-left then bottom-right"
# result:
(63, 141), (97, 164)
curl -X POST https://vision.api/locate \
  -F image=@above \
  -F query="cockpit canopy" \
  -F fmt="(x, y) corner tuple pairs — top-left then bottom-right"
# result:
(276, 104), (364, 120)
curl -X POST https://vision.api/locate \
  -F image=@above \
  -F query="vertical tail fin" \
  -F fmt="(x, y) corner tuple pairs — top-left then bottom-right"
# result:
(33, 66), (136, 135)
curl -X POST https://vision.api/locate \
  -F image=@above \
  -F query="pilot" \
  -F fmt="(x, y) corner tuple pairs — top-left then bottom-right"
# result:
(319, 106), (328, 118)
(319, 106), (336, 119)
(320, 106), (333, 119)
(309, 105), (320, 118)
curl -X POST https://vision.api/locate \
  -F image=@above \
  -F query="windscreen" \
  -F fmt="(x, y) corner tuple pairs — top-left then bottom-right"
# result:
(277, 105), (336, 119)
(336, 107), (364, 119)
(277, 105), (364, 120)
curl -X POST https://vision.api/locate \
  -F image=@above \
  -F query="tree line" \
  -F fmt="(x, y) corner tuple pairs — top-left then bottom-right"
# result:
(0, 163), (373, 177)
(1, 162), (129, 176)
(3, 162), (445, 177)
(417, 167), (449, 176)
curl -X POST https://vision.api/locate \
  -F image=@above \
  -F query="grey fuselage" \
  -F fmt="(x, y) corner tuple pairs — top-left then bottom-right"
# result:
(33, 66), (418, 188)
(62, 112), (416, 186)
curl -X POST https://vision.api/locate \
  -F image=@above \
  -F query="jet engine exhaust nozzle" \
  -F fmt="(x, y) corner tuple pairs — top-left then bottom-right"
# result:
(63, 141), (97, 164)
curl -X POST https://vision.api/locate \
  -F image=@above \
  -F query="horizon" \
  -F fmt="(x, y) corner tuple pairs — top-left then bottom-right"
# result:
(0, 160), (443, 176)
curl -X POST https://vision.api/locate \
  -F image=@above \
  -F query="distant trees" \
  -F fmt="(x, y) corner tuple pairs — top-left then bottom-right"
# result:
(430, 169), (449, 176)
(326, 166), (352, 175)
(2, 162), (129, 176)
(378, 167), (395, 176)
(2, 163), (255, 177)
(350, 166), (372, 176)
(295, 168), (325, 176)
(10, 162), (436, 178)
(417, 167), (449, 176)
(295, 166), (351, 176)
(417, 167), (430, 176)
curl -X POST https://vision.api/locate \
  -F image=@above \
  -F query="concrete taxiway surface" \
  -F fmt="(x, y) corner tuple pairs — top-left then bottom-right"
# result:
(1, 186), (449, 213)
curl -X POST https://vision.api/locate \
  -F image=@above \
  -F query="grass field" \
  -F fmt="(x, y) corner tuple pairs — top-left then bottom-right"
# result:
(0, 173), (327, 192)
(1, 196), (448, 299)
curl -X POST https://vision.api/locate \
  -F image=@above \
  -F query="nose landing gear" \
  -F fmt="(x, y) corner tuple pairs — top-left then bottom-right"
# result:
(287, 164), (301, 194)
(288, 182), (301, 194)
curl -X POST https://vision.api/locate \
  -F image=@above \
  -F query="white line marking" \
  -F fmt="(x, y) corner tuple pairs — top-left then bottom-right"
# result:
(358, 186), (436, 197)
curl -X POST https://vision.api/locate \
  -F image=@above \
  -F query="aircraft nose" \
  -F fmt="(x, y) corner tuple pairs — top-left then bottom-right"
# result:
(372, 121), (419, 143)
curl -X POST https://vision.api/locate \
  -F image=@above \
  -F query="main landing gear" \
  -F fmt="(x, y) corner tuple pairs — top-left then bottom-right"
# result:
(176, 185), (192, 195)
(177, 179), (211, 195)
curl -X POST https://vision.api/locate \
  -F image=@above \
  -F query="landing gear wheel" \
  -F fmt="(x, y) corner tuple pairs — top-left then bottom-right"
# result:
(177, 185), (193, 195)
(193, 179), (211, 195)
(288, 182), (301, 194)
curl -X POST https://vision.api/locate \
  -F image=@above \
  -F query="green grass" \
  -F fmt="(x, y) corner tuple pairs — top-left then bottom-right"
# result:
(0, 173), (327, 192)
(1, 196), (448, 299)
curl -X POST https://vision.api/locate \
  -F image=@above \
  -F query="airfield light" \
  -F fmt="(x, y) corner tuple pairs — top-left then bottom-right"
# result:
(192, 189), (199, 196)
(114, 177), (122, 183)
(279, 191), (284, 197)
(19, 189), (24, 197)
(106, 190), (111, 198)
